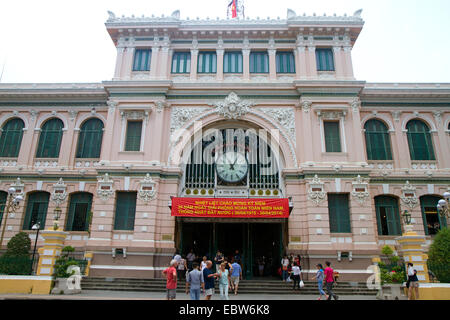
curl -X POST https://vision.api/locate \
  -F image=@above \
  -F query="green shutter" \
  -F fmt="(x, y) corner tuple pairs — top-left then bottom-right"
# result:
(23, 192), (49, 230)
(172, 52), (191, 73)
(0, 191), (7, 226)
(224, 52), (243, 73)
(407, 120), (435, 161)
(250, 52), (269, 73)
(36, 118), (63, 158)
(316, 48), (335, 71)
(276, 52), (295, 73)
(324, 121), (341, 152)
(66, 193), (93, 231)
(198, 52), (217, 73)
(125, 121), (142, 151)
(365, 120), (392, 160)
(328, 194), (351, 233)
(375, 196), (401, 235)
(0, 118), (25, 158)
(133, 49), (151, 71)
(76, 118), (104, 158)
(114, 192), (137, 230)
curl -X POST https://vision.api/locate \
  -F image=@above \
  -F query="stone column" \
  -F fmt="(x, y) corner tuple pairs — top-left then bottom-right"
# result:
(350, 99), (367, 163)
(307, 46), (318, 79)
(18, 111), (38, 167)
(296, 46), (307, 79)
(216, 49), (224, 81)
(268, 49), (277, 81)
(158, 47), (170, 80)
(113, 46), (126, 80)
(333, 46), (344, 79)
(343, 46), (355, 79)
(36, 230), (69, 276)
(299, 100), (314, 163)
(395, 225), (430, 283)
(190, 49), (198, 80)
(123, 46), (135, 80)
(150, 46), (160, 79)
(242, 49), (250, 81)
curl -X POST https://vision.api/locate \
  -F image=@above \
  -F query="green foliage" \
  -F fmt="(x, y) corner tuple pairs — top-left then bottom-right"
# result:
(428, 228), (450, 283)
(381, 245), (394, 256)
(4, 232), (31, 257)
(378, 245), (406, 285)
(53, 258), (79, 278)
(0, 256), (32, 275)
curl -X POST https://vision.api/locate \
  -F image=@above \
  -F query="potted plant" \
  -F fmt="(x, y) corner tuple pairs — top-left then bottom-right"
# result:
(51, 246), (82, 295)
(376, 245), (407, 300)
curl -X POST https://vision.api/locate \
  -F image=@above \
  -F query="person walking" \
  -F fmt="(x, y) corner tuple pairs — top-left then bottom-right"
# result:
(218, 262), (231, 300)
(234, 250), (241, 264)
(201, 256), (208, 271)
(230, 259), (242, 295)
(324, 261), (339, 300)
(186, 249), (196, 271)
(407, 263), (420, 300)
(162, 259), (178, 300)
(203, 260), (218, 300)
(291, 262), (301, 290)
(177, 256), (187, 281)
(312, 264), (328, 300)
(281, 255), (290, 281)
(186, 262), (204, 300)
(214, 251), (224, 273)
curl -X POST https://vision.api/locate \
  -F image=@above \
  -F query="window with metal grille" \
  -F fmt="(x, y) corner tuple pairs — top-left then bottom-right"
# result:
(249, 52), (269, 73)
(184, 128), (280, 190)
(365, 119), (392, 160)
(23, 192), (49, 230)
(124, 121), (142, 151)
(76, 118), (104, 158)
(198, 52), (217, 73)
(324, 121), (341, 152)
(133, 49), (151, 71)
(66, 193), (93, 232)
(276, 52), (295, 73)
(172, 52), (191, 73)
(224, 52), (243, 73)
(420, 195), (447, 236)
(375, 196), (401, 236)
(0, 118), (24, 157)
(0, 191), (6, 226)
(114, 192), (137, 231)
(36, 118), (64, 158)
(328, 194), (351, 233)
(406, 120), (436, 160)
(316, 48), (335, 71)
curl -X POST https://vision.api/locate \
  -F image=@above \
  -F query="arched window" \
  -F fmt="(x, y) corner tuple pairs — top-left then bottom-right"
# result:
(23, 192), (49, 230)
(0, 191), (7, 225)
(420, 195), (447, 236)
(365, 119), (392, 160)
(66, 193), (93, 231)
(0, 118), (24, 157)
(36, 118), (64, 158)
(375, 196), (401, 236)
(76, 118), (104, 158)
(406, 120), (435, 161)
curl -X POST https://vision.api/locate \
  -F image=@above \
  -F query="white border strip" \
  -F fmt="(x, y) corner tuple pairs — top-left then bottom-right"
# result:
(89, 265), (165, 271)
(0, 276), (53, 280)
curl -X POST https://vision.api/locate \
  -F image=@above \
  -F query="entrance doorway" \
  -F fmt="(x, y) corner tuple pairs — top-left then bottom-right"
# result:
(178, 220), (285, 279)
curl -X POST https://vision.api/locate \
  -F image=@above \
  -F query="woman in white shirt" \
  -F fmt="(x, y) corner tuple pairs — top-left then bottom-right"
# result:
(407, 263), (419, 300)
(201, 256), (208, 271)
(291, 263), (302, 290)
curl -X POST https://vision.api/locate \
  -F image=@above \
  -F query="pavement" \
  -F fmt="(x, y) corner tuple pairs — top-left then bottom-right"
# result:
(0, 290), (377, 300)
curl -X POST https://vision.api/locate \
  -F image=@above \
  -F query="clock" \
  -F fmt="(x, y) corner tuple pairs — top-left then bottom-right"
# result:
(216, 152), (248, 183)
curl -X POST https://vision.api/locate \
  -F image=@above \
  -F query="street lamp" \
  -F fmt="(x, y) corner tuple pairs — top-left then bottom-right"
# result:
(437, 192), (450, 220)
(30, 222), (41, 275)
(402, 210), (413, 233)
(0, 187), (23, 249)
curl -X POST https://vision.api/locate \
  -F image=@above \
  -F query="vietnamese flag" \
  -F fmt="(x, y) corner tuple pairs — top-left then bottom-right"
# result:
(229, 0), (237, 18)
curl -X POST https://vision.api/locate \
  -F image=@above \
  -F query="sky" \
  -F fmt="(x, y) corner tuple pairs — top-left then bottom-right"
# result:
(0, 0), (449, 84)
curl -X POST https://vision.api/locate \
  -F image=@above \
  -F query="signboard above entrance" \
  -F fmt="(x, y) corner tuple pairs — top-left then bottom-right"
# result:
(171, 198), (290, 219)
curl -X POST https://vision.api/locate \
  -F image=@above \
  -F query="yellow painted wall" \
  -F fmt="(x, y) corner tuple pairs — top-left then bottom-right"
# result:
(0, 277), (53, 294)
(404, 286), (450, 300)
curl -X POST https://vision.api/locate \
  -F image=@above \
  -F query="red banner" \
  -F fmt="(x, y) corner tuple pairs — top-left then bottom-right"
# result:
(171, 198), (290, 219)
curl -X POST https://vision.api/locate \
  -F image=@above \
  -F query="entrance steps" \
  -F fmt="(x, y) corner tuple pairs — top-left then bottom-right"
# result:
(80, 277), (378, 296)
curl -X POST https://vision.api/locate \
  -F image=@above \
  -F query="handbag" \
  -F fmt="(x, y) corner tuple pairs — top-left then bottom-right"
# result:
(299, 280), (305, 288)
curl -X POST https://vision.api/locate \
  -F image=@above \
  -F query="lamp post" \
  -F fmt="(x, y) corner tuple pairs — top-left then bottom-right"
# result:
(437, 192), (450, 221)
(402, 210), (413, 233)
(53, 206), (62, 230)
(0, 187), (23, 249)
(30, 221), (41, 275)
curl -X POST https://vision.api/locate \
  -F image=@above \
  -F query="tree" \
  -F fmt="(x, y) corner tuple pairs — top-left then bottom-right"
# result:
(428, 228), (450, 283)
(5, 232), (31, 257)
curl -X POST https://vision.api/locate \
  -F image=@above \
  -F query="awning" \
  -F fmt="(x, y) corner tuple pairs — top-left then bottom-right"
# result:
(171, 197), (290, 219)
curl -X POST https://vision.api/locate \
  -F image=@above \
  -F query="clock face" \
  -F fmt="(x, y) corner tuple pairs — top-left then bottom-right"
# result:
(216, 152), (248, 183)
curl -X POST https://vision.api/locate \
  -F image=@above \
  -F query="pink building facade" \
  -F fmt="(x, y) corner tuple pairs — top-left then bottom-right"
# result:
(0, 9), (449, 281)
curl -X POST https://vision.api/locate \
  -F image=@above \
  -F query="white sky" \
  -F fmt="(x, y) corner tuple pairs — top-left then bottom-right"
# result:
(0, 0), (449, 84)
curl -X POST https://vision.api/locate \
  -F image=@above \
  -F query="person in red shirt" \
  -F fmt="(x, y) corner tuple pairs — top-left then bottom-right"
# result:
(324, 261), (338, 300)
(163, 259), (178, 300)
